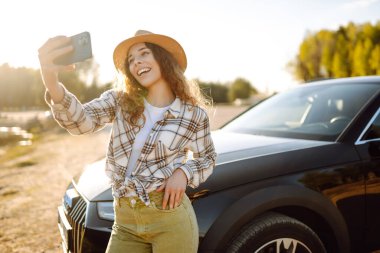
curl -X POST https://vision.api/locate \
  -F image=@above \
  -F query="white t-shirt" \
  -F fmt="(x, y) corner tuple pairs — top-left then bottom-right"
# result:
(125, 98), (171, 179)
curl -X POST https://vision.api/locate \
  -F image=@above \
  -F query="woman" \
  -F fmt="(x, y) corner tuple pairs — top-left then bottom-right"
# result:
(38, 30), (217, 252)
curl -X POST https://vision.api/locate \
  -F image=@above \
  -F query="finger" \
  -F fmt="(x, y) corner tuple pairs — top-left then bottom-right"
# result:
(174, 191), (181, 208)
(162, 189), (170, 210)
(38, 36), (71, 55)
(169, 191), (176, 209)
(60, 64), (76, 72)
(48, 45), (74, 64)
(180, 191), (185, 205)
(39, 44), (74, 67)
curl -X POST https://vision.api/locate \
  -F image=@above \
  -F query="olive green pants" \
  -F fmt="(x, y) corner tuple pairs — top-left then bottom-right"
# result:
(105, 191), (199, 253)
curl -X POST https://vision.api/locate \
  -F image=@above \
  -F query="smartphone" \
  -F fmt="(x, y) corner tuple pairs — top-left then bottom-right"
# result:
(53, 31), (93, 65)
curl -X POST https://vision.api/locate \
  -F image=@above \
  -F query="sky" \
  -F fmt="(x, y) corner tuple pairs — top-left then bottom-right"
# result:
(0, 0), (380, 93)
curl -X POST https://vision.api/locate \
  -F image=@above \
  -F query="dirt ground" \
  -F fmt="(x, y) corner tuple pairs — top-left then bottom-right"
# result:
(0, 105), (247, 253)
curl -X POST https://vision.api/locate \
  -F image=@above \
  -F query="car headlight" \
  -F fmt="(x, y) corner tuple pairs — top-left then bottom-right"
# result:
(97, 202), (114, 221)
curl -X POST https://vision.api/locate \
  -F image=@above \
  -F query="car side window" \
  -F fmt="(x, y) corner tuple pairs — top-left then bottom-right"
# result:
(362, 108), (380, 141)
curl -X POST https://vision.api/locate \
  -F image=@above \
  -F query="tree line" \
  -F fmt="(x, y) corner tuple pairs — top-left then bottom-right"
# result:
(0, 61), (112, 110)
(290, 21), (380, 81)
(0, 62), (257, 110)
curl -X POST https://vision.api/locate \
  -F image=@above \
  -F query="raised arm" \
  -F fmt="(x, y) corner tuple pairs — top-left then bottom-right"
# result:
(38, 36), (118, 135)
(38, 36), (75, 103)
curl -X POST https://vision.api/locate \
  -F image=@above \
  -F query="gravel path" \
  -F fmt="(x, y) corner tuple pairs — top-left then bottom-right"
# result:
(0, 131), (110, 253)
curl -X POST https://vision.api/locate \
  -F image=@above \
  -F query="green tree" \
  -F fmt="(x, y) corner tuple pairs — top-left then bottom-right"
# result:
(0, 64), (44, 109)
(198, 80), (229, 103)
(318, 30), (335, 76)
(58, 71), (88, 101)
(352, 39), (373, 76)
(298, 34), (321, 80)
(345, 22), (358, 44)
(84, 81), (114, 101)
(370, 45), (380, 75)
(289, 21), (380, 82)
(0, 58), (109, 110)
(228, 78), (256, 102)
(331, 34), (349, 77)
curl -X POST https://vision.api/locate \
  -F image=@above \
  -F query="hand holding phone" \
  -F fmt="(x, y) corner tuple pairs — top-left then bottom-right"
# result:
(38, 31), (93, 103)
(53, 31), (93, 65)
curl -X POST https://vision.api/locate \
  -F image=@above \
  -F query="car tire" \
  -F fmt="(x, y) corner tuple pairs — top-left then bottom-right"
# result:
(226, 212), (327, 253)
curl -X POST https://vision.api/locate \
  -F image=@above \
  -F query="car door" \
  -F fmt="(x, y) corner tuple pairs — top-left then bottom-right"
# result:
(355, 106), (380, 251)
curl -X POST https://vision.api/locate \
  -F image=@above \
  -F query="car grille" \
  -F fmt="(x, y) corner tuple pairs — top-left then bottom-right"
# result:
(65, 196), (87, 253)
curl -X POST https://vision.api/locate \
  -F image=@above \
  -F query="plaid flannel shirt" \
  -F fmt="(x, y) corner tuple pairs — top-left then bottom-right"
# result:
(45, 83), (217, 206)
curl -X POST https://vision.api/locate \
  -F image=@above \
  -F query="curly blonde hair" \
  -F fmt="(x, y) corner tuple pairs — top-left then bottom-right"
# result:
(117, 42), (210, 129)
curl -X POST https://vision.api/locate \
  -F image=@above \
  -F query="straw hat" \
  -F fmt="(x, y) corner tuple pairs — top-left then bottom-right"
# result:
(113, 30), (187, 73)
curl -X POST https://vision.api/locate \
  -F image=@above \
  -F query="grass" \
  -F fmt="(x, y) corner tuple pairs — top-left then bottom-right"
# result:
(0, 131), (63, 168)
(15, 160), (38, 167)
(0, 189), (19, 197)
(0, 145), (36, 165)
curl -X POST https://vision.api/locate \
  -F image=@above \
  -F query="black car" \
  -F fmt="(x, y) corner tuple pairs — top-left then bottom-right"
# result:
(58, 76), (380, 253)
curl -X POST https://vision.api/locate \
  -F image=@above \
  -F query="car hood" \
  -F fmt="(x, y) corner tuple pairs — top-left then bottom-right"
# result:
(211, 130), (328, 163)
(74, 130), (332, 201)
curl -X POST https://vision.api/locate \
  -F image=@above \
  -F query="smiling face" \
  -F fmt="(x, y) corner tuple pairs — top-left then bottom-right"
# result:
(127, 42), (163, 89)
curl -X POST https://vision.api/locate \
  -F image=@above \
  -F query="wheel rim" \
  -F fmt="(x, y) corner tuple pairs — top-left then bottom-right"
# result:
(254, 238), (312, 253)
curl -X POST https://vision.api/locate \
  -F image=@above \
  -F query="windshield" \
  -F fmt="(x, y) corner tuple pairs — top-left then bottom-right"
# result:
(223, 83), (380, 141)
